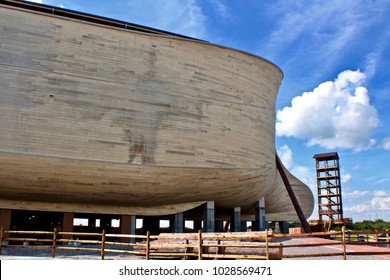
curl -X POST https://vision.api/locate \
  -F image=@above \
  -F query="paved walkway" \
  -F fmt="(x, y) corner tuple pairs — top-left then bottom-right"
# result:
(279, 236), (390, 260)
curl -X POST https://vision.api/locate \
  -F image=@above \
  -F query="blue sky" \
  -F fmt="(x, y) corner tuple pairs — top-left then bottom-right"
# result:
(27, 0), (390, 222)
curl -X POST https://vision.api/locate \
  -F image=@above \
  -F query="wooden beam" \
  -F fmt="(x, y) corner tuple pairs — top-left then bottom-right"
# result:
(275, 154), (311, 233)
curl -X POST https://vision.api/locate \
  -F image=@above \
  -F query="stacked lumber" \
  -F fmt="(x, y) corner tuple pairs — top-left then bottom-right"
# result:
(137, 232), (282, 260)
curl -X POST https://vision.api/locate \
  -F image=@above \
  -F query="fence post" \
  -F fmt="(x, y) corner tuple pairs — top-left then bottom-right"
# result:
(265, 230), (270, 260)
(101, 229), (106, 260)
(198, 230), (203, 260)
(52, 228), (57, 258)
(184, 239), (192, 260)
(279, 243), (283, 260)
(375, 230), (379, 246)
(342, 226), (346, 260)
(146, 231), (150, 260)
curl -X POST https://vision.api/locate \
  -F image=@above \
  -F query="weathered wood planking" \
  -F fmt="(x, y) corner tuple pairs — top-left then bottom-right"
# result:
(0, 4), (314, 220)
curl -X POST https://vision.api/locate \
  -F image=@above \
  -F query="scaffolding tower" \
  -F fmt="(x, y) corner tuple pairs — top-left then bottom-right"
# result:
(313, 152), (344, 223)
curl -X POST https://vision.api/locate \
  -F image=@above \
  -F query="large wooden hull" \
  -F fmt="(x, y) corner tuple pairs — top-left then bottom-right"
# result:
(0, 3), (313, 220)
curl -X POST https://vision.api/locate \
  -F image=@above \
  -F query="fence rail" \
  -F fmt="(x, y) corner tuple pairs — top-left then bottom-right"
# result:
(0, 226), (389, 260)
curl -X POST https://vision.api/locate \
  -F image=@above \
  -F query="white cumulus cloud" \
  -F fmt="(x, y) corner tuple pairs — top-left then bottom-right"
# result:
(277, 144), (294, 170)
(371, 196), (390, 211)
(343, 190), (369, 199)
(341, 171), (352, 184)
(276, 70), (379, 151)
(374, 190), (390, 197)
(380, 138), (390, 150)
(344, 204), (370, 213)
(276, 145), (316, 194)
(344, 190), (390, 219)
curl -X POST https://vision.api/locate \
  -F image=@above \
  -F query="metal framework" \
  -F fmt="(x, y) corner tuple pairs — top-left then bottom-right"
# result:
(313, 153), (343, 223)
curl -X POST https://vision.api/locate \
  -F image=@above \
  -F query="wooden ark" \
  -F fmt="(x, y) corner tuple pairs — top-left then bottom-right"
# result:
(0, 1), (314, 221)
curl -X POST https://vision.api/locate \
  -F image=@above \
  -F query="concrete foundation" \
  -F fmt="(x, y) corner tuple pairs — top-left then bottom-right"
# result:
(172, 213), (184, 233)
(254, 198), (266, 231)
(203, 201), (215, 233)
(215, 220), (224, 232)
(62, 212), (74, 232)
(241, 221), (248, 231)
(120, 215), (136, 242)
(230, 207), (241, 232)
(279, 221), (289, 234)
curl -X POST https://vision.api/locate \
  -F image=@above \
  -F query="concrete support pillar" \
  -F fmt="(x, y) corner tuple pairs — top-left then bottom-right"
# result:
(172, 213), (184, 233)
(121, 215), (136, 243)
(279, 221), (289, 234)
(62, 212), (74, 232)
(215, 221), (224, 232)
(62, 212), (74, 242)
(0, 209), (11, 238)
(241, 221), (248, 232)
(254, 197), (266, 231)
(203, 201), (215, 233)
(230, 207), (241, 232)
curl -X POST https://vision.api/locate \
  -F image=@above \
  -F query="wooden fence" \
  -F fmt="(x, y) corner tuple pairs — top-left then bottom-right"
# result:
(0, 226), (389, 260)
(273, 227), (390, 260)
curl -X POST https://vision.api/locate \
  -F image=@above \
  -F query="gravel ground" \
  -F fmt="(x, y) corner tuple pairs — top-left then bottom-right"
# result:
(1, 237), (390, 260)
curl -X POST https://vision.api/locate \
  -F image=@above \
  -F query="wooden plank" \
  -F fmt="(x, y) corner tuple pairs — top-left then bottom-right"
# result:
(3, 245), (53, 250)
(55, 247), (100, 252)
(158, 232), (269, 241)
(283, 252), (343, 258)
(3, 238), (53, 243)
(101, 229), (106, 260)
(56, 239), (101, 244)
(342, 226), (347, 260)
(279, 242), (342, 248)
(148, 252), (198, 258)
(202, 254), (268, 260)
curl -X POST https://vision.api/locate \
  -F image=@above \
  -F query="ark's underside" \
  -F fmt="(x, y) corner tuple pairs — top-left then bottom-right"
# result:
(0, 1), (314, 221)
